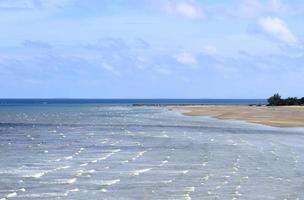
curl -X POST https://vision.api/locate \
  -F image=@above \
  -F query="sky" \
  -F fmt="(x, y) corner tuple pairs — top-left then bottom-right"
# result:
(0, 0), (303, 98)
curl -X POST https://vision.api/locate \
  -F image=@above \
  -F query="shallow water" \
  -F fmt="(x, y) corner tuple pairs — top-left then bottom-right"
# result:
(0, 105), (304, 200)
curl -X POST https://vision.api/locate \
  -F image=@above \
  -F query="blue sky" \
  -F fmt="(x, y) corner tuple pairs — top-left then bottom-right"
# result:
(0, 0), (303, 98)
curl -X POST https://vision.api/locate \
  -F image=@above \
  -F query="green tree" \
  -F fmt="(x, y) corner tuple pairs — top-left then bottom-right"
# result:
(267, 93), (282, 106)
(285, 97), (299, 105)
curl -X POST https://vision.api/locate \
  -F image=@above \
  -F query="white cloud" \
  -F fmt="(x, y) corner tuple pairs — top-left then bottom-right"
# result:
(155, 67), (172, 75)
(0, 0), (39, 10)
(258, 16), (299, 45)
(101, 63), (121, 76)
(22, 40), (52, 49)
(202, 45), (217, 55)
(175, 52), (197, 65)
(268, 0), (284, 13)
(239, 0), (262, 17)
(228, 0), (287, 18)
(0, 0), (75, 10)
(165, 1), (204, 19)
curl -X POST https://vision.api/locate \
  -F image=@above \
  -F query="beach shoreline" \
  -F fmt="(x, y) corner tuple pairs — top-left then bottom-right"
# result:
(174, 105), (304, 128)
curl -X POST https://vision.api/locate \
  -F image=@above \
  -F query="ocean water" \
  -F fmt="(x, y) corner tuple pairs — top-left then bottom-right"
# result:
(0, 104), (303, 200)
(0, 99), (267, 105)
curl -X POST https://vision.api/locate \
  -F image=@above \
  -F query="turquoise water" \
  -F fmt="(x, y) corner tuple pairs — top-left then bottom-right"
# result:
(0, 104), (303, 199)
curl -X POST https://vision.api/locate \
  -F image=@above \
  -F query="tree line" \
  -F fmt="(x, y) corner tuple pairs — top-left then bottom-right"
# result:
(267, 94), (304, 106)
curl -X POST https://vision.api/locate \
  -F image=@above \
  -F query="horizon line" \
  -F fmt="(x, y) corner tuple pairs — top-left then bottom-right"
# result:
(0, 98), (267, 100)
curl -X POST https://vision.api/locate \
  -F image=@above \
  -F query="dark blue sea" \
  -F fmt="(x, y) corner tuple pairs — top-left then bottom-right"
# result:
(1, 100), (304, 200)
(0, 99), (267, 105)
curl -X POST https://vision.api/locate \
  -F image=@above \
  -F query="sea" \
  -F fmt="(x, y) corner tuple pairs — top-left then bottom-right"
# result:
(0, 99), (304, 200)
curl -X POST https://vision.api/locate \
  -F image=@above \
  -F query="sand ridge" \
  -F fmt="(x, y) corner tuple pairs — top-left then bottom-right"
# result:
(174, 105), (304, 127)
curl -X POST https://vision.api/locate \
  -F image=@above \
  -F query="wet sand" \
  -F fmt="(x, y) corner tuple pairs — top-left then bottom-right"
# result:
(175, 105), (304, 127)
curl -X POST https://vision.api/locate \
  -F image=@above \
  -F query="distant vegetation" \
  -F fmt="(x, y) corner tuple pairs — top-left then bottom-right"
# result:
(267, 93), (304, 106)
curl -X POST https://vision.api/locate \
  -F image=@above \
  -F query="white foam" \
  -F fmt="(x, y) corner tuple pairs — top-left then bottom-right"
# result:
(110, 141), (119, 146)
(6, 192), (17, 198)
(101, 188), (108, 193)
(99, 149), (121, 161)
(162, 160), (168, 164)
(184, 194), (192, 200)
(76, 170), (84, 176)
(63, 188), (79, 196)
(67, 178), (77, 184)
(61, 166), (71, 170)
(138, 151), (146, 156)
(159, 160), (169, 167)
(121, 160), (129, 164)
(130, 168), (152, 176)
(202, 175), (209, 181)
(80, 163), (88, 167)
(112, 149), (121, 153)
(132, 151), (147, 161)
(30, 171), (47, 178)
(86, 169), (95, 173)
(181, 170), (189, 174)
(163, 180), (173, 184)
(159, 134), (169, 138)
(53, 166), (71, 172)
(101, 139), (109, 144)
(234, 191), (242, 197)
(64, 156), (73, 160)
(100, 179), (120, 186)
(70, 188), (79, 192)
(185, 187), (195, 192)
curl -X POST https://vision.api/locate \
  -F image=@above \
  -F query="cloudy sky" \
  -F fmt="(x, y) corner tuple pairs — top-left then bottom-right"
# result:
(0, 0), (303, 98)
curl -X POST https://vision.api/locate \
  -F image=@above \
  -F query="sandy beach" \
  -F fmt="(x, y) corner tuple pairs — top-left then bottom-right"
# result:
(175, 105), (304, 127)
